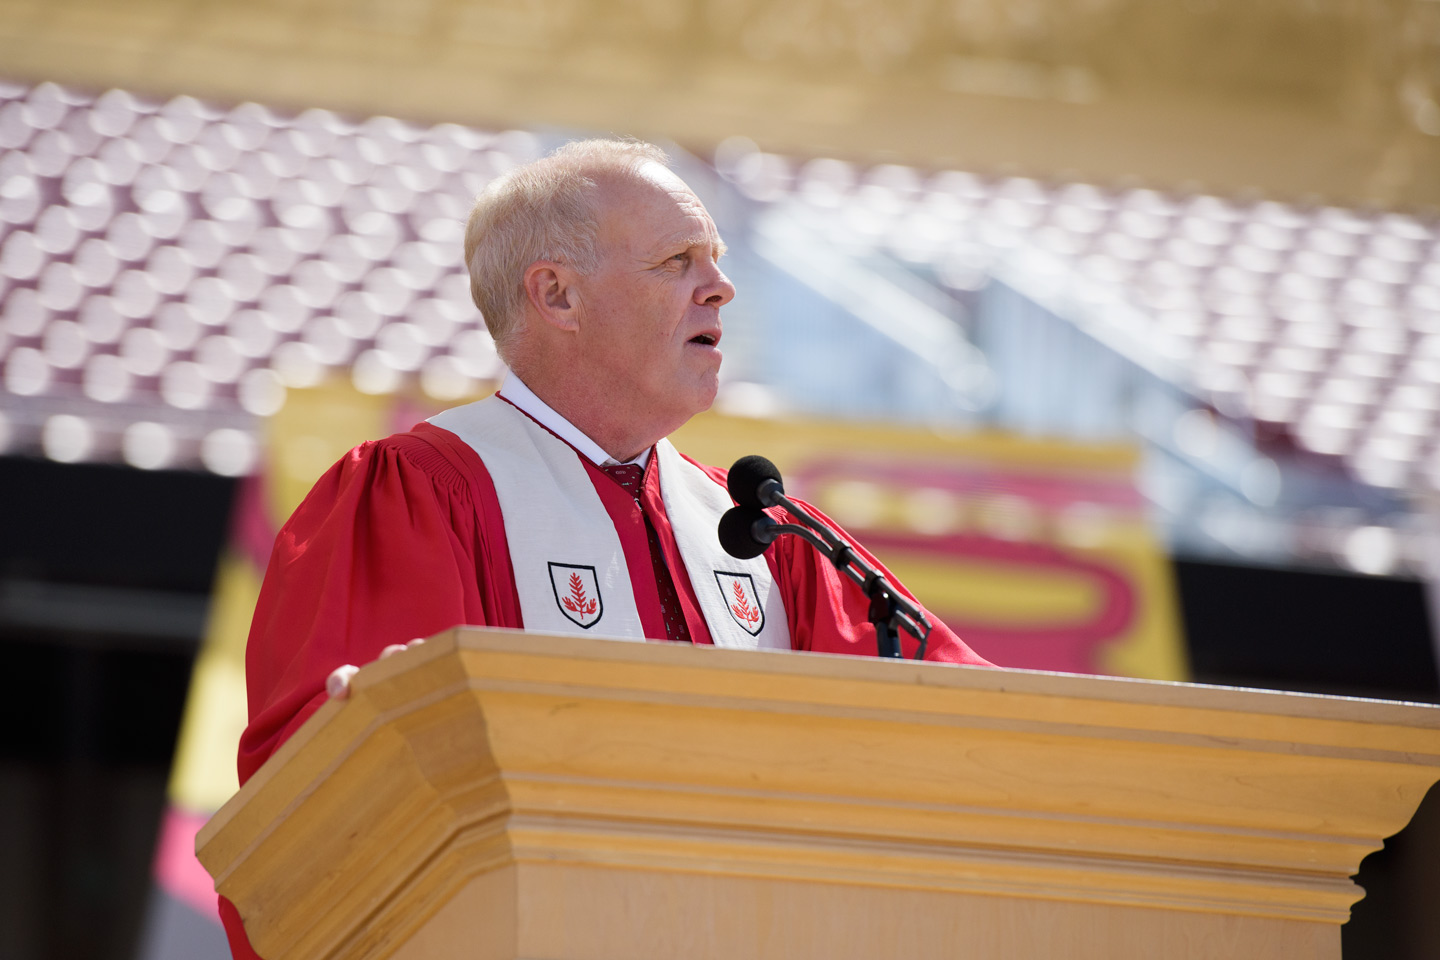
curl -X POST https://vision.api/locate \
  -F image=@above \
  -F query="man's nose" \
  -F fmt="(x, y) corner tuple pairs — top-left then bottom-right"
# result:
(697, 263), (736, 307)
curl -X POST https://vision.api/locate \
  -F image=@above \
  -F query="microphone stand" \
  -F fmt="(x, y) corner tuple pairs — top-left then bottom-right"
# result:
(747, 486), (930, 660)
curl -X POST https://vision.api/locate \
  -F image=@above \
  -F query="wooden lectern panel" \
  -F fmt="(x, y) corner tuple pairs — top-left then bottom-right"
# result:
(198, 628), (1440, 960)
(389, 864), (1336, 960)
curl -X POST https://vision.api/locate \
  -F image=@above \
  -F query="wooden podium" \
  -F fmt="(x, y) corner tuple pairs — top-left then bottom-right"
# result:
(197, 628), (1440, 960)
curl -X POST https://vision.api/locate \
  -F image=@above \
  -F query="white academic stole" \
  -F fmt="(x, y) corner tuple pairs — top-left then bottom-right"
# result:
(428, 396), (791, 651)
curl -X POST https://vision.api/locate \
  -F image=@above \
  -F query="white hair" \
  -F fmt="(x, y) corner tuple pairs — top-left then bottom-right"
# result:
(463, 138), (670, 359)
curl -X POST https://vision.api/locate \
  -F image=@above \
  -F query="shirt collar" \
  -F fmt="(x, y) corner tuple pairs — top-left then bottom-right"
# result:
(498, 371), (650, 469)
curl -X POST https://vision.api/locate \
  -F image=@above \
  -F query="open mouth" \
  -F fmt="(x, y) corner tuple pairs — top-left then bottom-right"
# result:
(688, 334), (718, 346)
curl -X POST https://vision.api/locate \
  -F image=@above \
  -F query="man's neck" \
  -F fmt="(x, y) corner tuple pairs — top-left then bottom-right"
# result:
(500, 371), (661, 466)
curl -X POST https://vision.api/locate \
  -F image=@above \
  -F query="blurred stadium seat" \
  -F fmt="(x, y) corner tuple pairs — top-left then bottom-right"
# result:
(0, 79), (505, 478)
(1, 76), (1438, 580)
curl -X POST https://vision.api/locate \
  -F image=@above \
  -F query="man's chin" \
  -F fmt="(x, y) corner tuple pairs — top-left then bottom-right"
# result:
(696, 374), (721, 413)
(667, 376), (720, 428)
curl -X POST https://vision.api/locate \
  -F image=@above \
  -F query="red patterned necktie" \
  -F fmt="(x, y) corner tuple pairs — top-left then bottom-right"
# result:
(601, 462), (692, 644)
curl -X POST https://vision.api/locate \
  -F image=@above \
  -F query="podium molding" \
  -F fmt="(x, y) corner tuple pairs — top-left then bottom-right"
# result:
(199, 628), (1440, 959)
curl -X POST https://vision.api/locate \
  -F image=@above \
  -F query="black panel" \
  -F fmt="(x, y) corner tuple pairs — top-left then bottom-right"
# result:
(1174, 557), (1440, 959)
(0, 630), (199, 960)
(1174, 558), (1439, 703)
(0, 456), (236, 593)
(1346, 781), (1440, 960)
(0, 456), (233, 960)
(0, 635), (194, 765)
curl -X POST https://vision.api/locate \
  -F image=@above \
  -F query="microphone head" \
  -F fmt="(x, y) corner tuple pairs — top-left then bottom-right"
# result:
(727, 455), (783, 509)
(718, 506), (772, 559)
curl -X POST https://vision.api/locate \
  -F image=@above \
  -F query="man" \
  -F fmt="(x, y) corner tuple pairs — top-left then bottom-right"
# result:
(225, 139), (991, 957)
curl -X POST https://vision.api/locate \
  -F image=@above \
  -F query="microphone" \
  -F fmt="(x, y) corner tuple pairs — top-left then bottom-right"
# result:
(718, 455), (932, 660)
(717, 505), (776, 560)
(726, 455), (784, 510)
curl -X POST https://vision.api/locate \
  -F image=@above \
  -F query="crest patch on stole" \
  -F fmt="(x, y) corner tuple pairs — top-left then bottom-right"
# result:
(714, 571), (764, 636)
(548, 562), (603, 628)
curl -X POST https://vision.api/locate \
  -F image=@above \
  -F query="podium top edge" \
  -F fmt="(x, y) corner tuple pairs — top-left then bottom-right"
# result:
(198, 625), (1440, 856)
(445, 626), (1440, 725)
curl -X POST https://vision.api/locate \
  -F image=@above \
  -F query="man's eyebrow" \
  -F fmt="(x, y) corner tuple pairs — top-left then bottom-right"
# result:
(660, 234), (728, 258)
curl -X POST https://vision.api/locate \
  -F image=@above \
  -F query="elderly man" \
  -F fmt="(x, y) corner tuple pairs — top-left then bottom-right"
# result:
(224, 139), (991, 956)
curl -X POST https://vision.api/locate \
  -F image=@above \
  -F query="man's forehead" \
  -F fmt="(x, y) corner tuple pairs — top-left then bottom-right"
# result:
(594, 163), (704, 215)
(593, 164), (720, 250)
(632, 160), (691, 195)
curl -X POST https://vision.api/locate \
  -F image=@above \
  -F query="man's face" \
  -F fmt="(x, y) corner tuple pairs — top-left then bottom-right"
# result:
(573, 164), (735, 428)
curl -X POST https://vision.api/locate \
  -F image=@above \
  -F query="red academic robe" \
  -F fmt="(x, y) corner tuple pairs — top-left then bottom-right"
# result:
(222, 421), (993, 958)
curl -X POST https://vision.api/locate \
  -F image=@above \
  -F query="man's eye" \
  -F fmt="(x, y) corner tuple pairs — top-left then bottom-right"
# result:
(670, 252), (687, 262)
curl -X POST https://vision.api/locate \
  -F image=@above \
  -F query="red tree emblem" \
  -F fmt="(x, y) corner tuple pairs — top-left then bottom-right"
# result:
(562, 572), (599, 617)
(729, 579), (760, 625)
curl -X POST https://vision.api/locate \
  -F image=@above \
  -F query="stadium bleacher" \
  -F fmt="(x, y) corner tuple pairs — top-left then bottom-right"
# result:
(2, 78), (1438, 579)
(0, 80), (507, 475)
(722, 145), (1440, 494)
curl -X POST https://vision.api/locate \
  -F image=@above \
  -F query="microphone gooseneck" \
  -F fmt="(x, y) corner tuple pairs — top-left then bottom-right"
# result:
(717, 455), (932, 660)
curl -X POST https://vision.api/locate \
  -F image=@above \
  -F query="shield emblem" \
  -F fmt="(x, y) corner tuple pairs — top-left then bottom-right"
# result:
(549, 562), (603, 628)
(715, 570), (764, 636)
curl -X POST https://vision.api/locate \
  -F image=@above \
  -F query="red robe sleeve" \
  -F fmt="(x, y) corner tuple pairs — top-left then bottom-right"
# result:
(226, 428), (520, 960)
(238, 428), (519, 783)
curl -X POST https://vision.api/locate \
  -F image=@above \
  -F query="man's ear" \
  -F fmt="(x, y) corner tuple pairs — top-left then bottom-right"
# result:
(523, 260), (582, 332)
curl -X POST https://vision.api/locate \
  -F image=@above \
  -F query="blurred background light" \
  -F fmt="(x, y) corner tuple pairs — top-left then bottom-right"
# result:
(122, 420), (176, 470)
(199, 426), (256, 476)
(41, 412), (93, 462)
